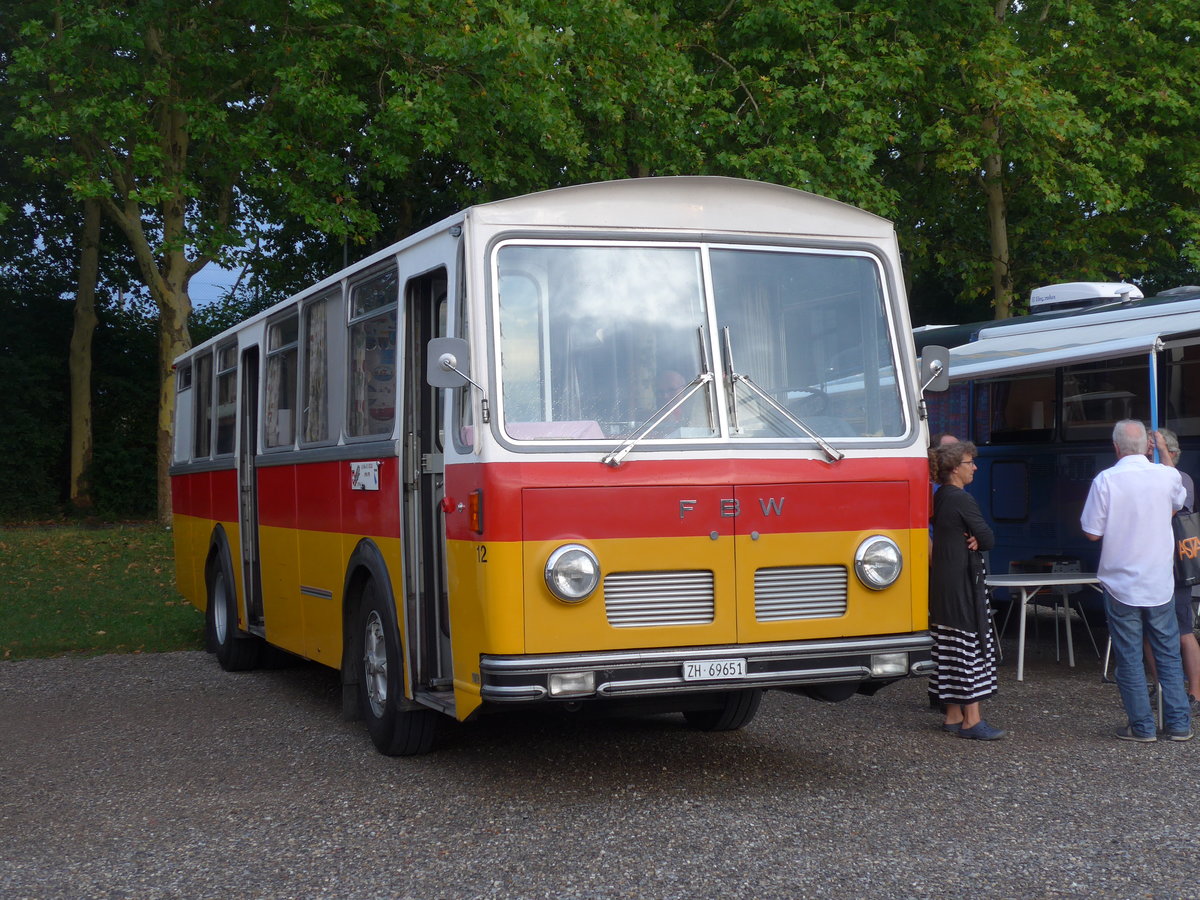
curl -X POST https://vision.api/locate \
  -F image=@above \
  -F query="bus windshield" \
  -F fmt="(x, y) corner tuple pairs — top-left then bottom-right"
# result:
(495, 242), (905, 443)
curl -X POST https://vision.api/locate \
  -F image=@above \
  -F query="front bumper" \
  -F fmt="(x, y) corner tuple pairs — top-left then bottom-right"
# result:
(479, 632), (933, 703)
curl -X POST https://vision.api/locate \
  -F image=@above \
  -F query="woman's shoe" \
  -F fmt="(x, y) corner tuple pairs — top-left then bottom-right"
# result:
(941, 721), (963, 734)
(958, 720), (1006, 741)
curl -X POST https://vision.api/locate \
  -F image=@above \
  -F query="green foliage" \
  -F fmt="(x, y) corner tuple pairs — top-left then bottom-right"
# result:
(681, 0), (915, 215)
(89, 305), (160, 518)
(883, 0), (1200, 318)
(0, 525), (203, 659)
(0, 295), (71, 519)
(3, 0), (1200, 519)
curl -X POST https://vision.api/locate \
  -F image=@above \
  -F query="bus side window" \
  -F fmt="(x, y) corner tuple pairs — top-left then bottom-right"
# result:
(348, 266), (399, 437)
(453, 259), (474, 452)
(193, 353), (213, 458)
(265, 315), (299, 448)
(302, 292), (341, 445)
(174, 363), (193, 463)
(215, 344), (237, 455)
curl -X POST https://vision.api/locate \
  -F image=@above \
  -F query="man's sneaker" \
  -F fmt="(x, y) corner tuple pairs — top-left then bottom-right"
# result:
(958, 720), (1006, 741)
(1189, 694), (1200, 714)
(1115, 725), (1157, 743)
(1164, 728), (1194, 742)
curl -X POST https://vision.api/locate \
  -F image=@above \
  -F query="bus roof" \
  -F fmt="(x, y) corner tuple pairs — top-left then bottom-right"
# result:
(470, 176), (896, 240)
(180, 177), (899, 363)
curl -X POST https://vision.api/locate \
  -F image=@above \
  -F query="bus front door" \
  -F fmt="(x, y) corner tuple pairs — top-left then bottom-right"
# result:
(238, 346), (264, 632)
(402, 270), (453, 710)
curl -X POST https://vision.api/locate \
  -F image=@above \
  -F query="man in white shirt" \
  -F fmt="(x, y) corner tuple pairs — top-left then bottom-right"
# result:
(1082, 419), (1191, 742)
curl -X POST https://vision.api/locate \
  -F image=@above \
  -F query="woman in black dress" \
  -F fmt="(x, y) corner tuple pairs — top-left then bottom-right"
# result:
(929, 441), (1004, 740)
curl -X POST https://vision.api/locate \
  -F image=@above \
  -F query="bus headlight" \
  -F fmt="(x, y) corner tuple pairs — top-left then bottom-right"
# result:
(544, 544), (600, 602)
(854, 535), (902, 590)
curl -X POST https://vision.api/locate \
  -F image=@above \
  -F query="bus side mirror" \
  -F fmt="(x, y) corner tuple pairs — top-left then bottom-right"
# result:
(427, 337), (470, 388)
(919, 345), (950, 393)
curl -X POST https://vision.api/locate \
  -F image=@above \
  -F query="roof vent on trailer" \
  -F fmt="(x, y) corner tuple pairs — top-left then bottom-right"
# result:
(1028, 281), (1143, 314)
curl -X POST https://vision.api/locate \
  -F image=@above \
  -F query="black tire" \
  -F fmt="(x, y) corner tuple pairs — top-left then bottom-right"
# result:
(682, 688), (763, 731)
(205, 550), (262, 672)
(356, 578), (438, 756)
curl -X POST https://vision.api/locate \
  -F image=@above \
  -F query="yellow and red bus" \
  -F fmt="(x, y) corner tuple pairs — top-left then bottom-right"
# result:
(171, 176), (943, 755)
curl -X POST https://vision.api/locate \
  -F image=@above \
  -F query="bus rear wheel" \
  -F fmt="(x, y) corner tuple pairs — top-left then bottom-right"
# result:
(356, 580), (438, 756)
(206, 552), (261, 672)
(682, 688), (763, 731)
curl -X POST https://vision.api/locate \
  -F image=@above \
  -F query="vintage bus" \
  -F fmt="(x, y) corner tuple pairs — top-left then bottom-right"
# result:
(916, 282), (1200, 621)
(171, 176), (944, 755)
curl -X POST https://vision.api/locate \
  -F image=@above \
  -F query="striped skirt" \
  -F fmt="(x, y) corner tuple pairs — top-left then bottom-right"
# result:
(928, 623), (998, 704)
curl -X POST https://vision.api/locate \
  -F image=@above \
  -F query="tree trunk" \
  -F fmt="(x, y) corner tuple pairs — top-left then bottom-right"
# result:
(68, 199), (101, 513)
(103, 193), (195, 527)
(156, 295), (191, 526)
(984, 0), (1014, 320)
(981, 117), (1013, 320)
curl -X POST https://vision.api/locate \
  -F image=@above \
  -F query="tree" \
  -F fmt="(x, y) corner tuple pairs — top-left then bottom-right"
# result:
(11, 2), (383, 522)
(890, 0), (1200, 320)
(12, 1), (699, 523)
(677, 0), (917, 215)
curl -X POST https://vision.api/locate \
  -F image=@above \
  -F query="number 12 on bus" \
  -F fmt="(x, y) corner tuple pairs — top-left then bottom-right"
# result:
(170, 177), (947, 755)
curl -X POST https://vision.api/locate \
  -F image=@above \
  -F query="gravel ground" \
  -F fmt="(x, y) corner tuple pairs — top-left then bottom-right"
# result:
(2, 629), (1199, 900)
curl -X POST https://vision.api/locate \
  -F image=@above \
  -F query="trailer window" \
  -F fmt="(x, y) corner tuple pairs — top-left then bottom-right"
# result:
(973, 373), (1056, 444)
(1062, 357), (1148, 442)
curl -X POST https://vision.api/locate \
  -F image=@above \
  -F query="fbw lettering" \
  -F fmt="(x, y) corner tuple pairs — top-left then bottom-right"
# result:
(679, 497), (786, 519)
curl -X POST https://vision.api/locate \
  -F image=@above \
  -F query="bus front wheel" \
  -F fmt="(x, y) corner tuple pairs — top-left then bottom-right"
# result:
(682, 688), (763, 731)
(205, 551), (261, 672)
(356, 580), (438, 756)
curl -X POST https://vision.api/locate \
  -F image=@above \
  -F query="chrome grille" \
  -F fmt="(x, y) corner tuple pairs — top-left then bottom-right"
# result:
(604, 570), (715, 628)
(755, 566), (848, 621)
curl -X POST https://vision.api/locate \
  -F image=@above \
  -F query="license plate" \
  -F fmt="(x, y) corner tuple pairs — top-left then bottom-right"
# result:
(682, 658), (747, 682)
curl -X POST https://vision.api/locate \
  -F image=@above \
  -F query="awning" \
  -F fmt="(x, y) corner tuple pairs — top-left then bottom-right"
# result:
(947, 300), (1200, 381)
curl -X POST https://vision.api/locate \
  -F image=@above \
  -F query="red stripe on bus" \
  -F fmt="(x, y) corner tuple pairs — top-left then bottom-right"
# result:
(171, 468), (238, 522)
(172, 458), (402, 538)
(175, 455), (927, 543)
(256, 458), (402, 537)
(443, 457), (928, 542)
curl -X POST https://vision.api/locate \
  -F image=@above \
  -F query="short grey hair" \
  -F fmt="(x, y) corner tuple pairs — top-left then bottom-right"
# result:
(1113, 419), (1148, 456)
(1160, 426), (1182, 457)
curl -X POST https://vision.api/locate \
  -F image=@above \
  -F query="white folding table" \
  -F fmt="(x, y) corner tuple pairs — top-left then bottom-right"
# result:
(983, 572), (1103, 681)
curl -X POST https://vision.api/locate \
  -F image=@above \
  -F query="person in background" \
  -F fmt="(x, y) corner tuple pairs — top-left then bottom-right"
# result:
(927, 431), (960, 710)
(1081, 419), (1190, 742)
(929, 431), (959, 490)
(928, 432), (958, 507)
(1151, 428), (1200, 711)
(929, 440), (1004, 740)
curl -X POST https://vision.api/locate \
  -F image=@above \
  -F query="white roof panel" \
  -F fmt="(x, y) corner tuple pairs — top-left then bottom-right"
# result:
(470, 176), (896, 240)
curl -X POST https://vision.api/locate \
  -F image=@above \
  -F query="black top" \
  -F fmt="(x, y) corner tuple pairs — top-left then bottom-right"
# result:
(930, 484), (995, 633)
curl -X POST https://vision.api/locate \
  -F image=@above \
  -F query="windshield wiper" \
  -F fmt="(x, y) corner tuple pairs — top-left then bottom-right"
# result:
(721, 326), (844, 463)
(601, 371), (714, 467)
(602, 327), (715, 468)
